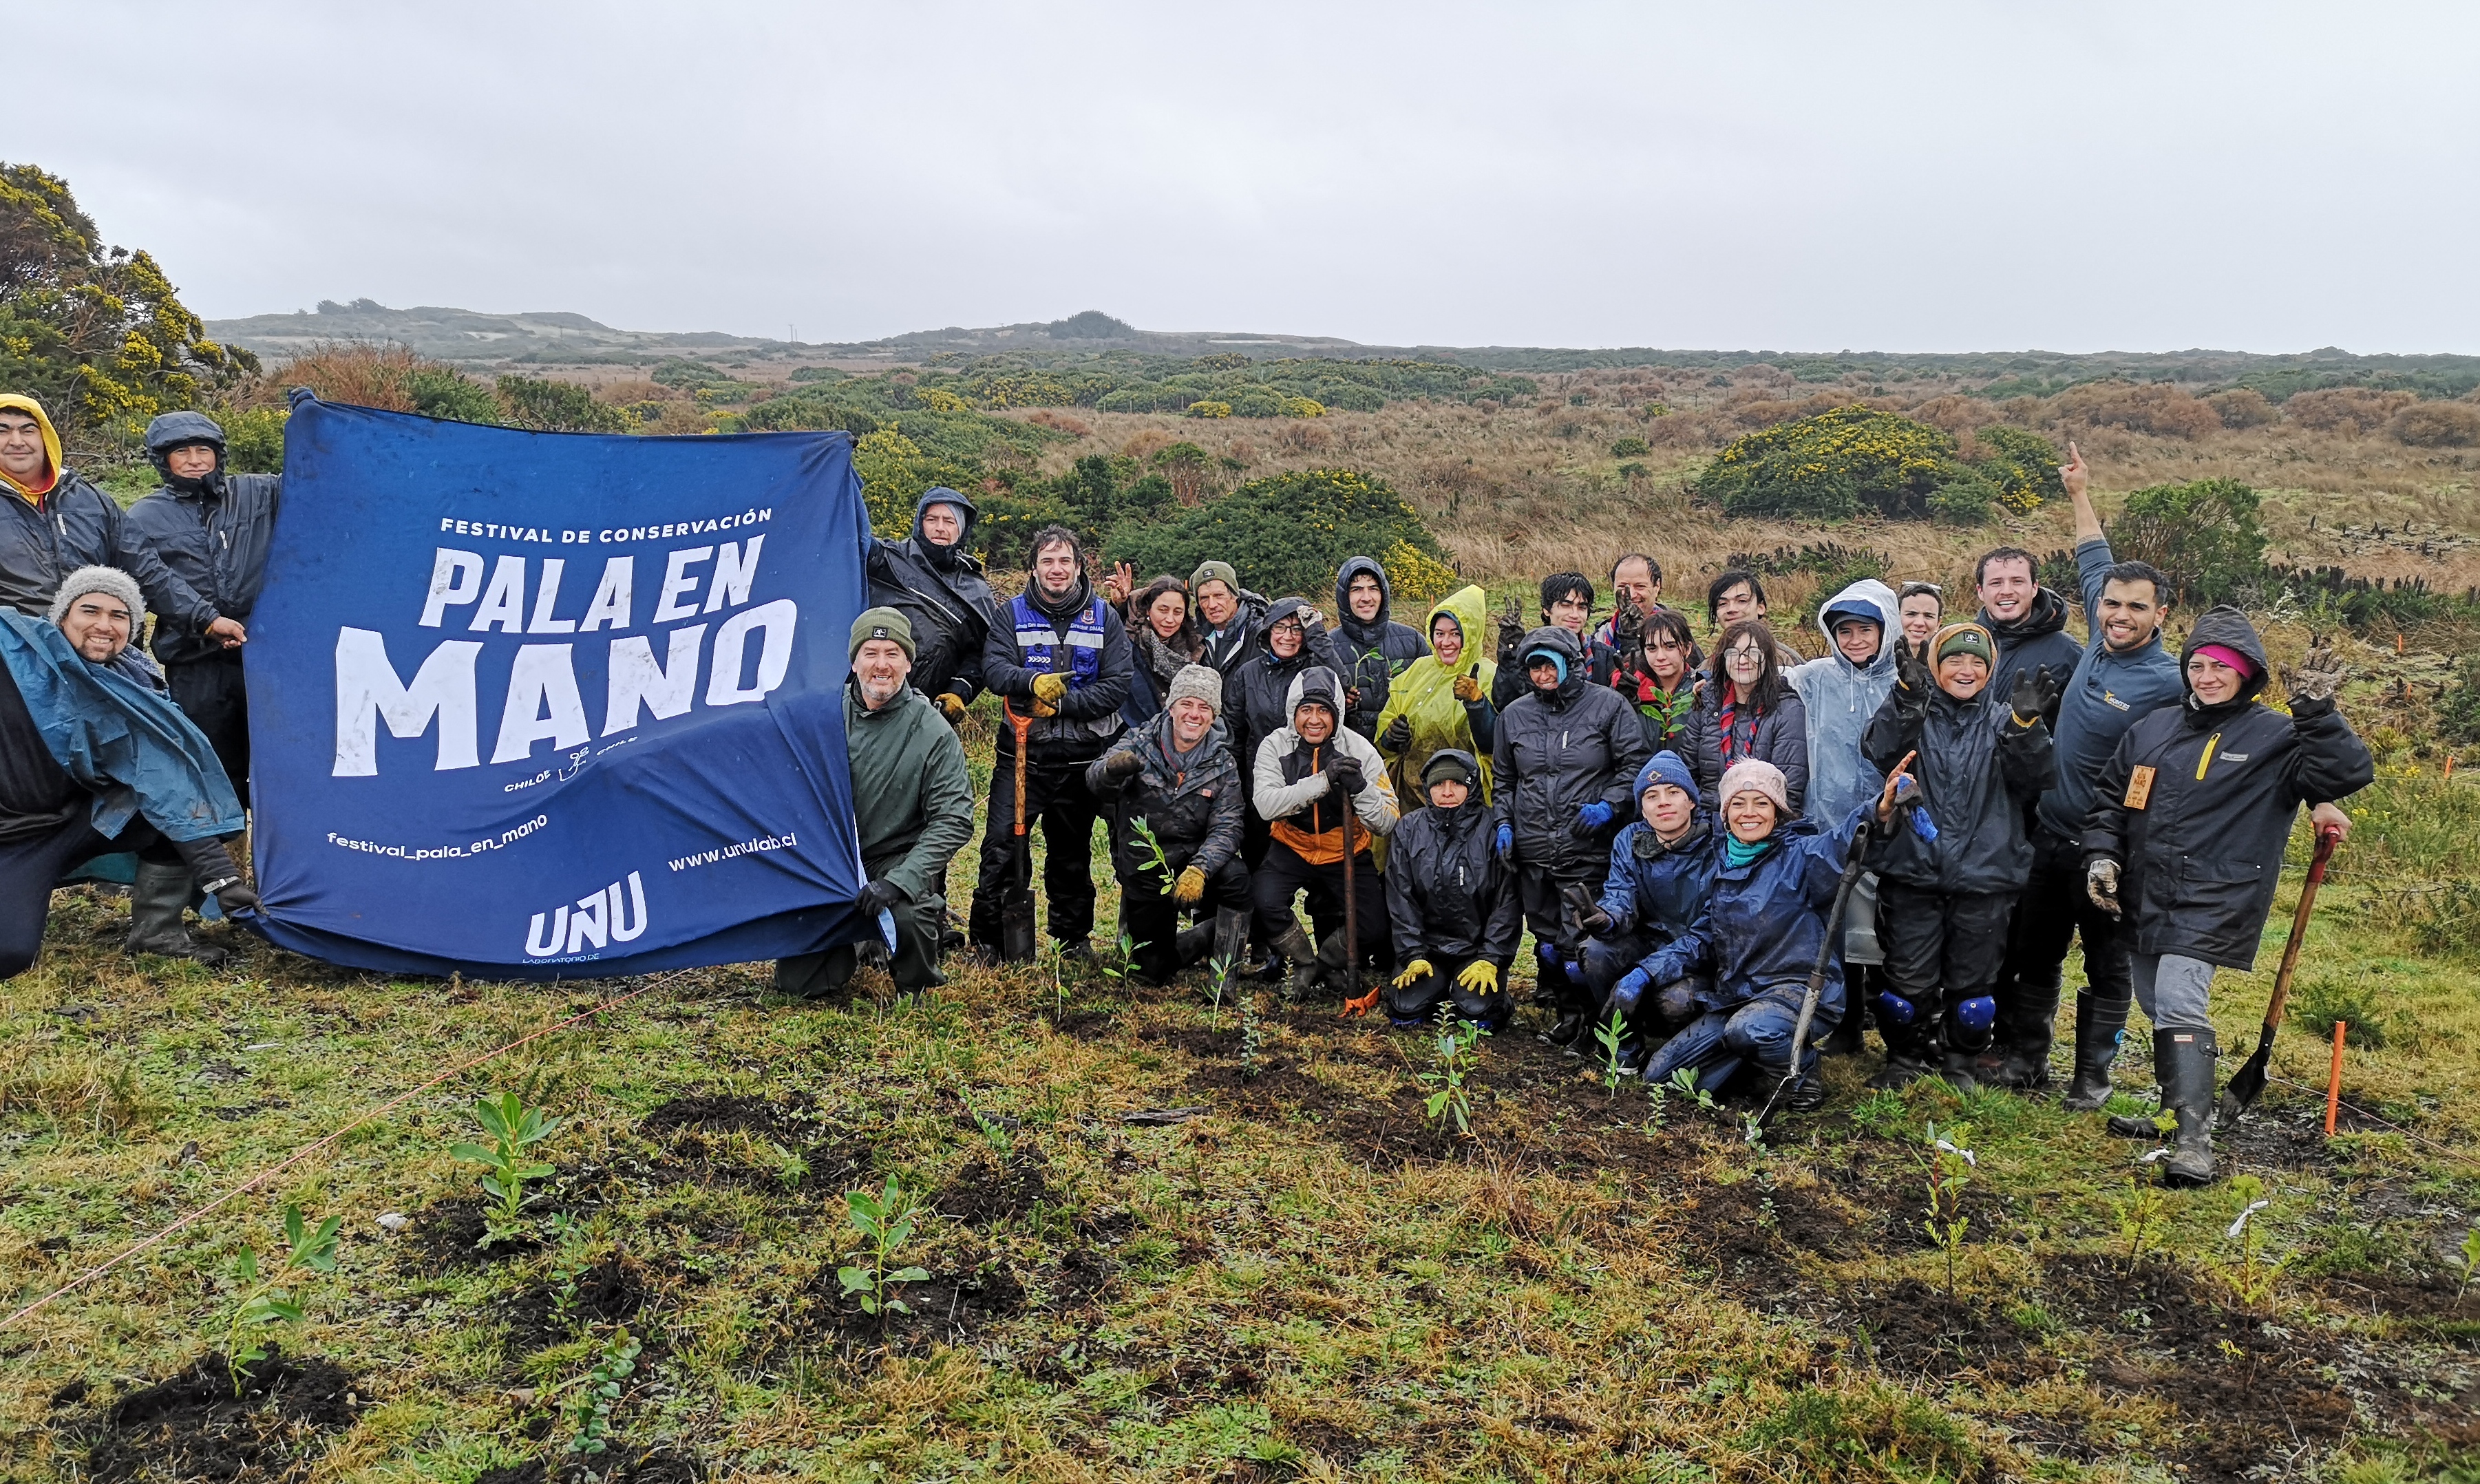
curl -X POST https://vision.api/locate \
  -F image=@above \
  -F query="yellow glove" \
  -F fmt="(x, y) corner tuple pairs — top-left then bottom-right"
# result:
(1455, 960), (1499, 994)
(933, 692), (968, 723)
(1392, 958), (1434, 990)
(1174, 866), (1206, 904)
(1452, 673), (1484, 703)
(1031, 672), (1069, 703)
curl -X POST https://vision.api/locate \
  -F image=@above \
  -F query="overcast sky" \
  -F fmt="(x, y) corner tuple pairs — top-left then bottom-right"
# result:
(21, 3), (2480, 354)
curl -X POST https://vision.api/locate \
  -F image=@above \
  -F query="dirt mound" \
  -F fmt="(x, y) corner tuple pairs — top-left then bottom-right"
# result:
(502, 1257), (649, 1355)
(936, 1153), (1050, 1225)
(80, 1349), (360, 1483)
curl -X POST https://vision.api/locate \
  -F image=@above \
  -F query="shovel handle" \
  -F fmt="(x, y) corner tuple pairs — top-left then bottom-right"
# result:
(1004, 701), (1032, 838)
(2260, 825), (2341, 1033)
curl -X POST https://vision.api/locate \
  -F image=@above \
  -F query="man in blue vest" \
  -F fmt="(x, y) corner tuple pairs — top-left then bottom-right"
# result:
(967, 526), (1134, 962)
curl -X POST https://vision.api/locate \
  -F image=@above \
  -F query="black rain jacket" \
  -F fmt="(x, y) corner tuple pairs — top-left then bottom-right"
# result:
(1331, 556), (1427, 739)
(123, 471), (282, 666)
(1862, 676), (2056, 895)
(865, 487), (998, 704)
(1222, 596), (1346, 790)
(0, 472), (187, 625)
(1386, 792), (1523, 966)
(1490, 627), (1651, 874)
(2084, 606), (2374, 970)
(1085, 709), (1247, 883)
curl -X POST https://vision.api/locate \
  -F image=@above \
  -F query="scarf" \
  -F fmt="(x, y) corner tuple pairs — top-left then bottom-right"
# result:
(1131, 622), (1196, 689)
(1723, 834), (1776, 869)
(1716, 688), (1763, 764)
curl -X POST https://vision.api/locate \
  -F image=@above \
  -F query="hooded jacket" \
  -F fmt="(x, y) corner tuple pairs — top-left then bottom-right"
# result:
(1222, 596), (1347, 791)
(1253, 666), (1399, 853)
(0, 608), (244, 845)
(1195, 586), (1271, 675)
(1594, 756), (1725, 987)
(1784, 578), (1900, 825)
(1679, 668), (1810, 816)
(865, 487), (999, 705)
(2035, 537), (2186, 841)
(123, 418), (282, 668)
(2084, 606), (2374, 970)
(1373, 584), (1498, 807)
(1861, 668), (2057, 895)
(1666, 803), (1876, 1015)
(979, 566), (1132, 759)
(1331, 557), (1428, 739)
(1491, 626), (1651, 874)
(0, 396), (187, 625)
(1978, 584), (2083, 719)
(844, 679), (977, 904)
(1085, 707), (1246, 884)
(1386, 774), (1523, 966)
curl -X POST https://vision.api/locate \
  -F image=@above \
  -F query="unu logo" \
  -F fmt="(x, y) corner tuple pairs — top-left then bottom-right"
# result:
(524, 871), (649, 957)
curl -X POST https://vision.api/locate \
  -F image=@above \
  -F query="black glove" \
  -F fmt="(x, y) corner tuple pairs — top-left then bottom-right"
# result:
(1324, 754), (1366, 796)
(1103, 748), (1145, 779)
(854, 879), (907, 918)
(1381, 714), (1412, 752)
(173, 835), (255, 911)
(1895, 642), (1934, 698)
(2009, 664), (2062, 724)
(1495, 599), (1527, 661)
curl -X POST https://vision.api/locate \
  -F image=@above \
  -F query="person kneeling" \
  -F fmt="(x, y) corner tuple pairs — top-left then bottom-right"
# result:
(0, 567), (254, 976)
(1580, 750), (1723, 1070)
(1088, 664), (1251, 985)
(1379, 749), (1519, 1029)
(1640, 758), (1912, 1110)
(774, 610), (976, 999)
(1251, 667), (1398, 999)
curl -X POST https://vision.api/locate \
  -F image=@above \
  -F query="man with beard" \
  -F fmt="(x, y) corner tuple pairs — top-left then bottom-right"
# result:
(968, 528), (1133, 962)
(774, 609), (975, 999)
(1088, 664), (1251, 985)
(0, 396), (184, 622)
(1332, 557), (1427, 741)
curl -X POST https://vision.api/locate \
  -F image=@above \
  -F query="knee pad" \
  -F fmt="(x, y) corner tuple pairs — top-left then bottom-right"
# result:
(1953, 995), (1997, 1035)
(1874, 989), (1917, 1026)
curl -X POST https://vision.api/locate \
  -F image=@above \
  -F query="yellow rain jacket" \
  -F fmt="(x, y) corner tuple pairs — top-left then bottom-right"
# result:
(1374, 584), (1497, 809)
(0, 394), (65, 503)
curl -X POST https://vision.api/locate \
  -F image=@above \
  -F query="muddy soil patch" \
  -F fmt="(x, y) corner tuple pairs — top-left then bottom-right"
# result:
(1847, 1278), (2046, 1383)
(78, 1349), (360, 1484)
(624, 1092), (865, 1197)
(407, 1200), (547, 1273)
(935, 1152), (1051, 1225)
(502, 1258), (648, 1355)
(755, 1251), (1029, 1370)
(476, 1445), (705, 1484)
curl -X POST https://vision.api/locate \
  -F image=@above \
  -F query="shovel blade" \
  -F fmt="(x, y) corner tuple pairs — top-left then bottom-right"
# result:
(2214, 1045), (2273, 1129)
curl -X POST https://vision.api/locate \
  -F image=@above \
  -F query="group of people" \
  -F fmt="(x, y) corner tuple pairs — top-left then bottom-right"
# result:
(0, 391), (2374, 1187)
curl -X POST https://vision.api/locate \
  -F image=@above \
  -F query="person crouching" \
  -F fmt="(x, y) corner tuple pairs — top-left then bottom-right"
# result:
(1578, 750), (1722, 1070)
(1378, 749), (1519, 1029)
(1251, 666), (1398, 998)
(1088, 664), (1251, 985)
(1640, 758), (1910, 1109)
(1861, 622), (2057, 1092)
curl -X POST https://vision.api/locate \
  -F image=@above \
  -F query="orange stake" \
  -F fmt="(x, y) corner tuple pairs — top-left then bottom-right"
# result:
(2447, 755), (2458, 783)
(2325, 1020), (2347, 1136)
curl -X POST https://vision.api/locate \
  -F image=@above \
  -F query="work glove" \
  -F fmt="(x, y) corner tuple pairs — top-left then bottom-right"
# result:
(1324, 754), (1366, 796)
(933, 691), (968, 724)
(1571, 801), (1614, 838)
(2282, 637), (2346, 706)
(1174, 866), (1206, 904)
(1031, 672), (1068, 703)
(1613, 597), (1644, 650)
(1494, 822), (1516, 866)
(854, 878), (907, 919)
(1495, 599), (1527, 661)
(1381, 714), (1413, 752)
(1609, 966), (1651, 1017)
(1454, 960), (1499, 995)
(1452, 671), (1485, 704)
(1894, 642), (1934, 698)
(2086, 857), (2122, 918)
(2009, 665), (2062, 726)
(1392, 958), (1434, 990)
(176, 838), (257, 913)
(1103, 748), (1145, 779)
(1560, 880), (1612, 937)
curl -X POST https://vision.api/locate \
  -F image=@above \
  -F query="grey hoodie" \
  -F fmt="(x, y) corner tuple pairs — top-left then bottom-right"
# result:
(1784, 578), (1900, 825)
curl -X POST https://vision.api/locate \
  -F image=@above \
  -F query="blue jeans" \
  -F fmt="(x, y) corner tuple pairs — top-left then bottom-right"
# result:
(1642, 986), (1832, 1090)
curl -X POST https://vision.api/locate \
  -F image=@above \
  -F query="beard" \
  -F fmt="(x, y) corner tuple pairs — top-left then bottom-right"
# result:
(858, 672), (904, 707)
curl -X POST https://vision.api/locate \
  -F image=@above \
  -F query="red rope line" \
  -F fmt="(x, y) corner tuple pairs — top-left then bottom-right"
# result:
(1, 971), (686, 1333)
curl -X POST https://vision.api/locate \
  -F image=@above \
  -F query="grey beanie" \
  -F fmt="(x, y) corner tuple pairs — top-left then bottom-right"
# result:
(1165, 663), (1222, 717)
(50, 565), (144, 626)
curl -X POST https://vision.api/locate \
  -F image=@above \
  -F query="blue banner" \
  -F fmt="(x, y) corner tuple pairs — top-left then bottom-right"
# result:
(244, 397), (869, 979)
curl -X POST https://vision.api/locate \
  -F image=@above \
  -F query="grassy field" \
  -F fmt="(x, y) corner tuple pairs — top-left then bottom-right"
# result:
(4, 728), (2477, 1483)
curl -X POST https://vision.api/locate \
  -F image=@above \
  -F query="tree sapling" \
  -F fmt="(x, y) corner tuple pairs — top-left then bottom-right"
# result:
(1595, 1007), (1629, 1101)
(222, 1204), (342, 1395)
(452, 1090), (562, 1246)
(1419, 1009), (1487, 1137)
(837, 1174), (932, 1329)
(1921, 1121), (1975, 1300)
(562, 1328), (641, 1459)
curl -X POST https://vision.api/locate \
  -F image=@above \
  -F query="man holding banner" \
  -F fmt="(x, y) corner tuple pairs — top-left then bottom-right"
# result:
(773, 608), (974, 998)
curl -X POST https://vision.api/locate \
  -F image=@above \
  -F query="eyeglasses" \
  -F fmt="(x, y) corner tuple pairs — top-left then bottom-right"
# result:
(1269, 619), (1305, 637)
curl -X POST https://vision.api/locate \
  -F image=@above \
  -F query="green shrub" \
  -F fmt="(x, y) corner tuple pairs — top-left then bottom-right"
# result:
(1108, 468), (1450, 604)
(495, 375), (630, 433)
(1695, 405), (1991, 523)
(1610, 436), (1651, 458)
(2106, 478), (2268, 608)
(1971, 425), (2066, 511)
(221, 406), (288, 474)
(410, 368), (504, 425)
(853, 427), (983, 539)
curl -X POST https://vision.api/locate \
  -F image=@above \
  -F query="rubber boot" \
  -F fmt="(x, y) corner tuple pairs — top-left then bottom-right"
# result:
(2157, 1027), (2220, 1187)
(1271, 924), (1318, 997)
(127, 861), (228, 966)
(1172, 923), (1214, 968)
(1210, 907), (1251, 973)
(1304, 931), (1353, 1001)
(2062, 993), (2130, 1112)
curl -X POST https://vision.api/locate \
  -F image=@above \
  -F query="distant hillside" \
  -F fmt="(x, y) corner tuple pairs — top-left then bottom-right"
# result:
(205, 301), (2480, 396)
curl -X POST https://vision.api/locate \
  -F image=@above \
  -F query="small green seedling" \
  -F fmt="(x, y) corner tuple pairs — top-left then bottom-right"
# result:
(1238, 990), (1265, 1081)
(452, 1090), (561, 1245)
(1420, 1010), (1487, 1137)
(1129, 818), (1177, 894)
(223, 1204), (342, 1394)
(837, 1175), (931, 1328)
(1921, 1121), (1975, 1300)
(1595, 1008), (1630, 1101)
(1095, 931), (1139, 988)
(562, 1328), (641, 1457)
(2450, 1227), (2480, 1297)
(1668, 1065), (1718, 1115)
(2113, 1171), (2168, 1269)
(2214, 1174), (2288, 1307)
(1207, 950), (1236, 1022)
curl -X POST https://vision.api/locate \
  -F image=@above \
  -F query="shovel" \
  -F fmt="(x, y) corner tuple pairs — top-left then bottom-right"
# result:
(1760, 756), (1906, 1126)
(1000, 700), (1039, 962)
(2216, 823), (2342, 1125)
